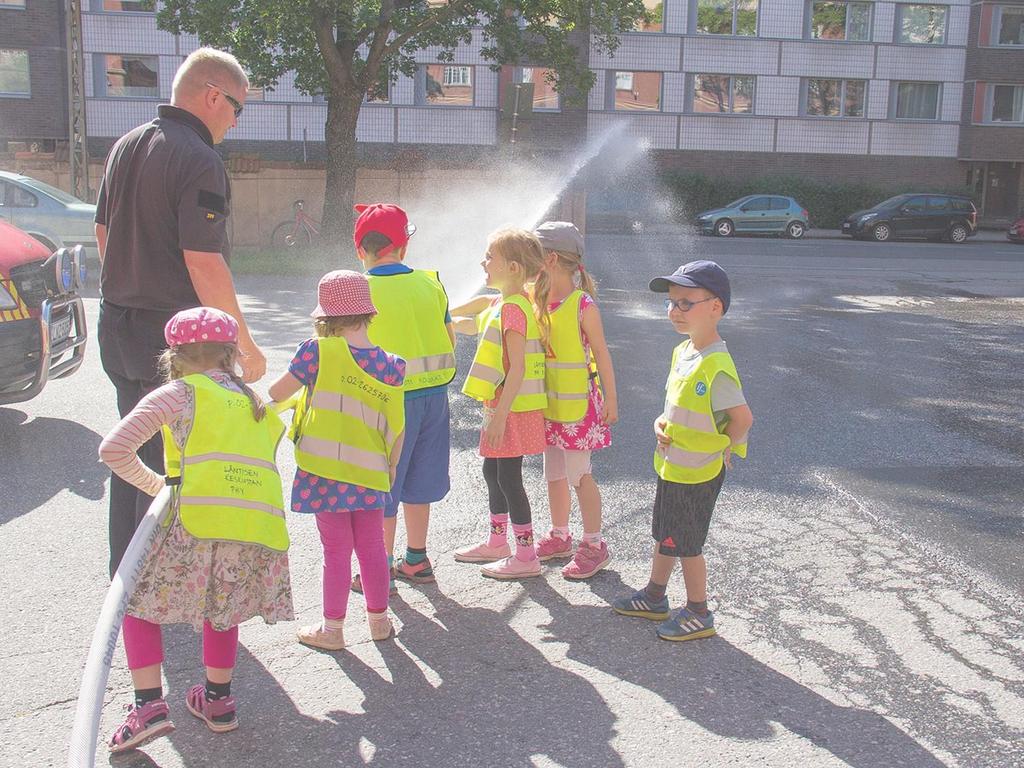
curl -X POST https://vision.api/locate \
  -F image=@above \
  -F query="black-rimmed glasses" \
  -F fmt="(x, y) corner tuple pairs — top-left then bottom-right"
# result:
(665, 297), (715, 313)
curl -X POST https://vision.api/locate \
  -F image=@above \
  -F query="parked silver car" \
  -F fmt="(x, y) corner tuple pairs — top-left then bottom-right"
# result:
(0, 171), (97, 260)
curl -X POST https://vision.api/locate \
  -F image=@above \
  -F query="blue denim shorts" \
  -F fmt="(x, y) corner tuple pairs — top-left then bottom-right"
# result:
(386, 390), (451, 517)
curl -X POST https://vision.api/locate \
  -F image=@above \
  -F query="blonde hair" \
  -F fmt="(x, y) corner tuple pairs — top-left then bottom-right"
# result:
(172, 47), (248, 102)
(533, 249), (598, 347)
(158, 341), (266, 421)
(314, 314), (375, 337)
(488, 228), (548, 345)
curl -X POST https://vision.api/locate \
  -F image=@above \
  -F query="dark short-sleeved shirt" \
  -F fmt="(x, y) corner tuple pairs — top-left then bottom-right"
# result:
(95, 105), (231, 312)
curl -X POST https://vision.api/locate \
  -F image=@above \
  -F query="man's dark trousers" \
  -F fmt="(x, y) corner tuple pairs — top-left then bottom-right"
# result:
(98, 301), (176, 578)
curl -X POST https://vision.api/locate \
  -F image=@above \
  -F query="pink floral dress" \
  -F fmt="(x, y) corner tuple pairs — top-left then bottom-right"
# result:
(544, 293), (612, 452)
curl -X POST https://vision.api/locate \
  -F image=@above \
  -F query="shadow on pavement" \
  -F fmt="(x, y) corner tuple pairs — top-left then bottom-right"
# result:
(0, 408), (107, 525)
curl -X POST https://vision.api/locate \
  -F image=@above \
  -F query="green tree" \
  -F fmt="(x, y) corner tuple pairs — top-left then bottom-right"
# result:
(157, 0), (647, 245)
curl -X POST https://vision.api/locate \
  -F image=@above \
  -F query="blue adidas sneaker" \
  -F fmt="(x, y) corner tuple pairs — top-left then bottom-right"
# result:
(611, 589), (670, 621)
(657, 607), (716, 642)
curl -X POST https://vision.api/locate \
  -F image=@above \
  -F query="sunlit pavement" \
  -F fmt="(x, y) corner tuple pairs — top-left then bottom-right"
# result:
(2, 234), (1021, 767)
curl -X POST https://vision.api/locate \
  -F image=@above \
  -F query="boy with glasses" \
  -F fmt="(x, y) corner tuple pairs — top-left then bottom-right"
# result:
(612, 260), (754, 641)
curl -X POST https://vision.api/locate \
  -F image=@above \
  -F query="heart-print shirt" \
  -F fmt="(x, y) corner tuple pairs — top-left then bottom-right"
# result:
(288, 337), (406, 515)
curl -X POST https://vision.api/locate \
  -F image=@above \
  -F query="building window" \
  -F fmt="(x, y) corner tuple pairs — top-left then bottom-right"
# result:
(635, 0), (664, 31)
(102, 0), (152, 10)
(520, 67), (559, 111)
(990, 84), (1024, 123)
(896, 4), (946, 44)
(809, 1), (871, 41)
(893, 81), (940, 119)
(0, 49), (29, 96)
(696, 0), (758, 36)
(994, 6), (1024, 46)
(0, 0), (27, 7)
(805, 78), (866, 116)
(103, 54), (159, 98)
(423, 64), (473, 105)
(692, 74), (755, 113)
(613, 71), (662, 111)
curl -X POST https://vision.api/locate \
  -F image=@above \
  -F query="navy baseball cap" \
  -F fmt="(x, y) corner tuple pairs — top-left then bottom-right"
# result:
(649, 260), (731, 315)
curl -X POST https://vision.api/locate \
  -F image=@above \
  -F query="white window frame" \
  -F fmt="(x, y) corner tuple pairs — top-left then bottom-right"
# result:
(442, 65), (472, 87)
(803, 78), (867, 117)
(419, 64), (475, 106)
(518, 67), (560, 111)
(99, 53), (160, 99)
(0, 49), (30, 97)
(891, 81), (942, 120)
(992, 5), (1024, 47)
(92, 0), (154, 13)
(0, 0), (27, 9)
(895, 3), (947, 45)
(694, 0), (760, 37)
(806, 0), (873, 41)
(985, 83), (1024, 123)
(690, 73), (756, 114)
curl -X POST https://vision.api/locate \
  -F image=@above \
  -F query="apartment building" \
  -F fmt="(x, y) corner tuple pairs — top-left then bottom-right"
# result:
(6, 0), (1023, 218)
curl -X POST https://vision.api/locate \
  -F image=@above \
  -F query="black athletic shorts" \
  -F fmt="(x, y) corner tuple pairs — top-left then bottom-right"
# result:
(651, 467), (726, 557)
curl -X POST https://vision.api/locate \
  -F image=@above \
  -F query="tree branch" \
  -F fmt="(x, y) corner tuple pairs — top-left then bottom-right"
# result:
(381, 0), (477, 60)
(312, 7), (348, 89)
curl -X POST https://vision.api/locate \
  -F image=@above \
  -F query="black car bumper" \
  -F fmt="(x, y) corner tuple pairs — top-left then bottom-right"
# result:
(0, 295), (88, 405)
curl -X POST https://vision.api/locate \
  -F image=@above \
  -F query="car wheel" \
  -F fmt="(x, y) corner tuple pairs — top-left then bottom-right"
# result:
(947, 223), (969, 244)
(785, 221), (806, 239)
(715, 219), (734, 237)
(872, 223), (892, 242)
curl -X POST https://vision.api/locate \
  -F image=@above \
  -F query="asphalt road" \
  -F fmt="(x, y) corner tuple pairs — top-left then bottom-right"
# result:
(1, 233), (1022, 767)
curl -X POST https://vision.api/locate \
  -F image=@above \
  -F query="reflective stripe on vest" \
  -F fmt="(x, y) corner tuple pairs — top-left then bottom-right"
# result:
(544, 290), (592, 423)
(461, 294), (547, 413)
(294, 336), (405, 491)
(654, 345), (747, 484)
(165, 374), (288, 552)
(367, 269), (457, 391)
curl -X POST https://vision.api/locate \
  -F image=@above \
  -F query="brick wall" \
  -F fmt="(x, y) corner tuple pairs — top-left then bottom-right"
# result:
(0, 0), (68, 141)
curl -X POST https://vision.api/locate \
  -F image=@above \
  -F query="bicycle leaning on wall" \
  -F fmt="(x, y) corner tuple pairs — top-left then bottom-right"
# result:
(271, 199), (321, 248)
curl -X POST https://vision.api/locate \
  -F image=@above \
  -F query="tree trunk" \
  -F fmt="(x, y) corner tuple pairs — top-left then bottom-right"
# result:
(321, 92), (363, 264)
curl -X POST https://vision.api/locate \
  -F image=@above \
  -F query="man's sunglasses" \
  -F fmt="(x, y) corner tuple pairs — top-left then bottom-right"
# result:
(206, 82), (244, 118)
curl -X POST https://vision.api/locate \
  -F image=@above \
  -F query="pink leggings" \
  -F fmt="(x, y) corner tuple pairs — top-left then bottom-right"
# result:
(316, 509), (389, 619)
(122, 615), (238, 671)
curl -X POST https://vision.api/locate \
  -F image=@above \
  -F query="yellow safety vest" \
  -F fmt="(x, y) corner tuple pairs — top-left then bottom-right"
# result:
(163, 374), (288, 552)
(654, 342), (748, 484)
(544, 290), (598, 423)
(461, 294), (547, 413)
(293, 337), (405, 492)
(367, 269), (456, 392)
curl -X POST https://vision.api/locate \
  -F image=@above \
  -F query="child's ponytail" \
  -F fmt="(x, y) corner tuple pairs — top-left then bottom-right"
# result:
(218, 345), (267, 422)
(532, 268), (553, 352)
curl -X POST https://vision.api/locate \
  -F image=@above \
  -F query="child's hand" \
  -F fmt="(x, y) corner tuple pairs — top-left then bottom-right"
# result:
(602, 398), (619, 426)
(654, 416), (670, 445)
(484, 410), (507, 449)
(723, 446), (733, 470)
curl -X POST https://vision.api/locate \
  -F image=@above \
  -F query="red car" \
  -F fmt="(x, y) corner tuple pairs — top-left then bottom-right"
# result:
(1008, 215), (1024, 244)
(0, 219), (88, 404)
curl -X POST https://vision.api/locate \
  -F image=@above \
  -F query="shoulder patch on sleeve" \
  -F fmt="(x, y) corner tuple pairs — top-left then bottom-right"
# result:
(198, 189), (226, 215)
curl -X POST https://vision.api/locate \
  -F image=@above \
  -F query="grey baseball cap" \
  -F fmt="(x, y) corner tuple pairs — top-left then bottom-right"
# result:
(534, 221), (584, 257)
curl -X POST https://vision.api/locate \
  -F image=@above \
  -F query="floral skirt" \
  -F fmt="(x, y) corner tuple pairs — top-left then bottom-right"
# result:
(126, 509), (294, 632)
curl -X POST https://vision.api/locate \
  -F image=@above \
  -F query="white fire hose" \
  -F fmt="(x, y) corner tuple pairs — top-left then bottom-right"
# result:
(68, 487), (171, 767)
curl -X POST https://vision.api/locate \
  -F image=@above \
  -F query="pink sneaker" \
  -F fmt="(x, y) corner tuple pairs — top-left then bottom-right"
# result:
(536, 531), (574, 561)
(481, 555), (542, 580)
(562, 540), (610, 580)
(454, 540), (511, 563)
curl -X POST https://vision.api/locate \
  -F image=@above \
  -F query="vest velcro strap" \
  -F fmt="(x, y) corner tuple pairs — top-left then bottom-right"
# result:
(311, 390), (387, 433)
(183, 452), (278, 472)
(659, 444), (722, 469)
(468, 361), (504, 385)
(517, 378), (546, 395)
(298, 434), (390, 474)
(547, 361), (589, 370)
(404, 352), (456, 375)
(547, 391), (589, 401)
(664, 403), (717, 434)
(482, 325), (502, 345)
(180, 495), (285, 518)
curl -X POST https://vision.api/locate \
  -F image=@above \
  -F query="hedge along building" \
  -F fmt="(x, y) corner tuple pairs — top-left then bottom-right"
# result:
(3, 0), (1023, 237)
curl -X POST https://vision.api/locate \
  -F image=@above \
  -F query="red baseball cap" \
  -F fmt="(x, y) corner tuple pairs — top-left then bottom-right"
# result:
(353, 203), (416, 257)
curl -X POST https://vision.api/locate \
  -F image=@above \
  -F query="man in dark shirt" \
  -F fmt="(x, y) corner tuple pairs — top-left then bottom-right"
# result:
(94, 47), (267, 577)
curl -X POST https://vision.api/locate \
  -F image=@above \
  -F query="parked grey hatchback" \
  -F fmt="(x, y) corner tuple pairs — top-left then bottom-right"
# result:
(697, 195), (810, 239)
(0, 171), (98, 260)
